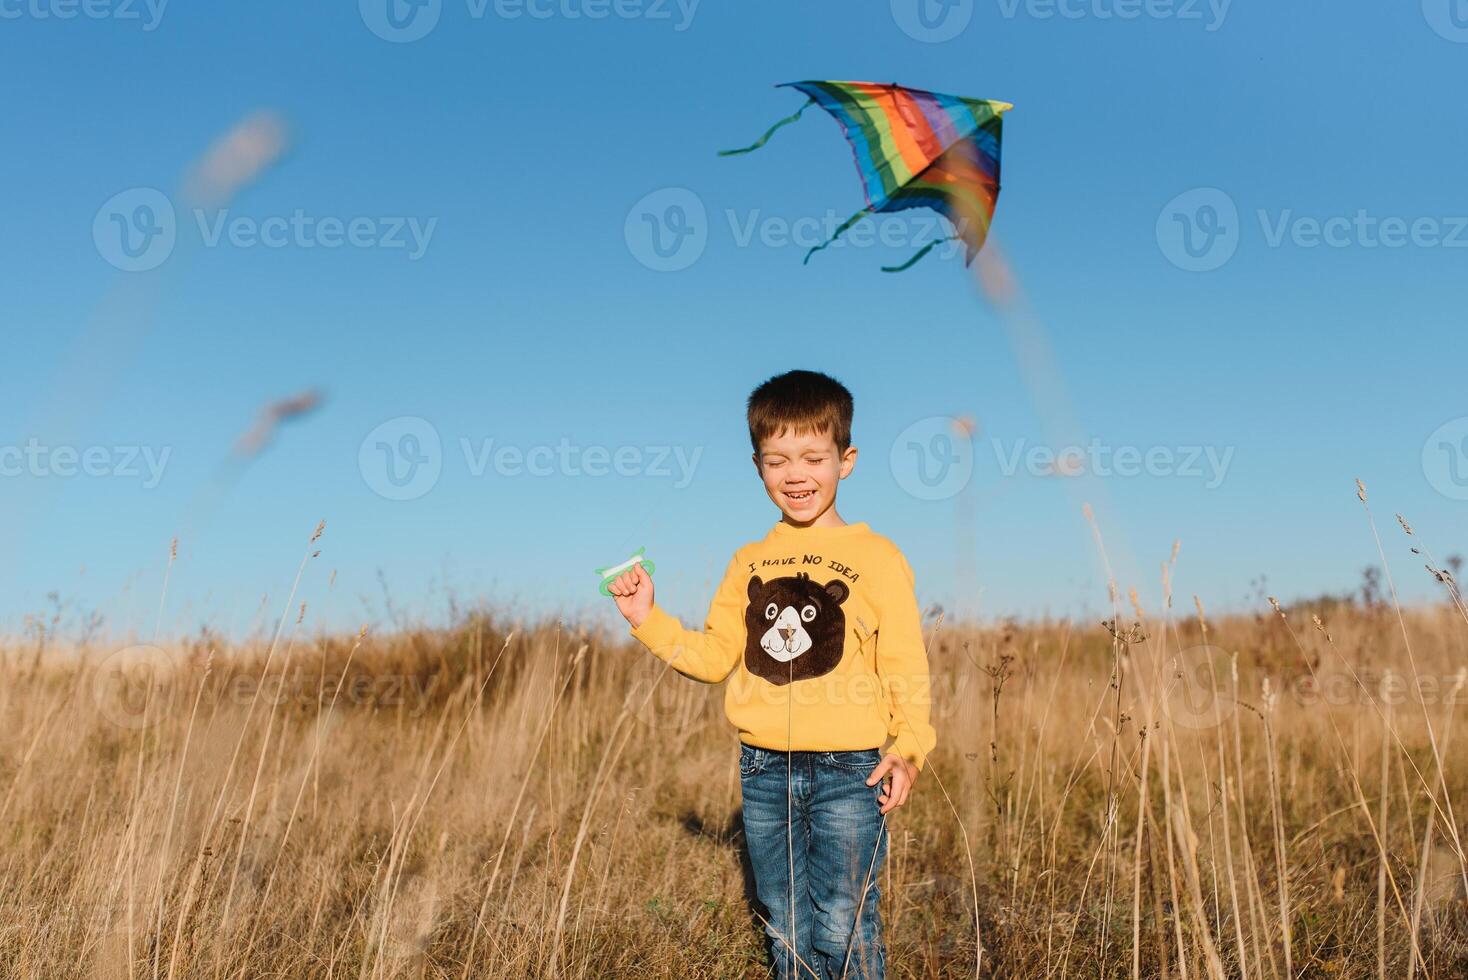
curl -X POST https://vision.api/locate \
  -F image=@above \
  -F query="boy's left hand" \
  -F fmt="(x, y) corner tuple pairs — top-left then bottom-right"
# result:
(866, 752), (918, 815)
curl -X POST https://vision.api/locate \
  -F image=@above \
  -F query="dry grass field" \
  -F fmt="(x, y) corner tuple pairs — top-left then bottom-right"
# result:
(2, 519), (1466, 978)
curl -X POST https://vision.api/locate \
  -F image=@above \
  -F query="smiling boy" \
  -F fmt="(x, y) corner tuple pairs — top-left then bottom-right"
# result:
(606, 369), (936, 979)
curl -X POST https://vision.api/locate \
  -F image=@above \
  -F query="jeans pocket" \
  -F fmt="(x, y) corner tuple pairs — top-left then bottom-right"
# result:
(738, 743), (763, 777)
(822, 748), (883, 771)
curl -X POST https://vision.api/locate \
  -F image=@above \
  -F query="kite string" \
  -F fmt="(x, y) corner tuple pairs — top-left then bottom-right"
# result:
(833, 621), (894, 979)
(787, 655), (798, 977)
(718, 98), (814, 157)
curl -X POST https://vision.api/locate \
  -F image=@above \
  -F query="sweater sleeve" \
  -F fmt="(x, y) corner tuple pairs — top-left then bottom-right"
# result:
(627, 555), (745, 684)
(873, 549), (938, 771)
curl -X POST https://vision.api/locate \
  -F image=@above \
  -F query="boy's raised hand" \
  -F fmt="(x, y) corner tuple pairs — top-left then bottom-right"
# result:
(607, 561), (653, 629)
(866, 752), (918, 815)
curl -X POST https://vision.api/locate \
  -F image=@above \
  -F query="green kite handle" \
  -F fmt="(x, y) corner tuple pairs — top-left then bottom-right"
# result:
(597, 552), (655, 597)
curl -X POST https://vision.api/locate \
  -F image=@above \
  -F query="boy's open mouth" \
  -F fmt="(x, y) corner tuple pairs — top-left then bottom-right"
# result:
(784, 490), (815, 502)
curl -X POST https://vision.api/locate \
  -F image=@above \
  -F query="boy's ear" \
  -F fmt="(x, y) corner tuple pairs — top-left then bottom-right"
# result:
(838, 445), (858, 479)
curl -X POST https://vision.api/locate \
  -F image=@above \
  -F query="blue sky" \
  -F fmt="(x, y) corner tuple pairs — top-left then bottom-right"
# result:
(2, 0), (1465, 639)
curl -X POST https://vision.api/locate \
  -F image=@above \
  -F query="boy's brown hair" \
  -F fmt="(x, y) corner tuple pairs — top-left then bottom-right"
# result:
(747, 370), (854, 454)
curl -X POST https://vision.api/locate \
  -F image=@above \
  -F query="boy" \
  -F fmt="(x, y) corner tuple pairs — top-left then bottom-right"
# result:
(607, 369), (936, 980)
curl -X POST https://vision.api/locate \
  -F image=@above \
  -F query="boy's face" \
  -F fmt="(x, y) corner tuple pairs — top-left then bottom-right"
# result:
(753, 427), (857, 526)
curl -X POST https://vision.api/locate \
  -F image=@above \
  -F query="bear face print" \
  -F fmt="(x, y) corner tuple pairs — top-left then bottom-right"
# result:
(743, 573), (850, 686)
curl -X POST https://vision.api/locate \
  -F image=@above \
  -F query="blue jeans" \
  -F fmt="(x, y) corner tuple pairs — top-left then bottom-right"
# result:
(739, 743), (888, 979)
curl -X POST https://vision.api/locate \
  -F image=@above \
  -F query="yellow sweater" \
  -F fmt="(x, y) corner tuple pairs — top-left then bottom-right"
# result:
(629, 521), (937, 770)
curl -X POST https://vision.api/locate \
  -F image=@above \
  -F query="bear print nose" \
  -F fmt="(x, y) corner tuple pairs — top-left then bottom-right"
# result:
(779, 627), (795, 642)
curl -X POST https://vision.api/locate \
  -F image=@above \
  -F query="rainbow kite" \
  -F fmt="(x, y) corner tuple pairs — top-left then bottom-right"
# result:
(722, 80), (1012, 272)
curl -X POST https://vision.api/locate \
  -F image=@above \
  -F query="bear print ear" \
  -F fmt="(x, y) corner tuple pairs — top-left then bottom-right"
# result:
(747, 576), (764, 601)
(824, 580), (850, 605)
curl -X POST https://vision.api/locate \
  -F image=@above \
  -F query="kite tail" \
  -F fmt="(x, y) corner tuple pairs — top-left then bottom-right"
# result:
(881, 235), (960, 273)
(717, 99), (814, 156)
(803, 207), (874, 265)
